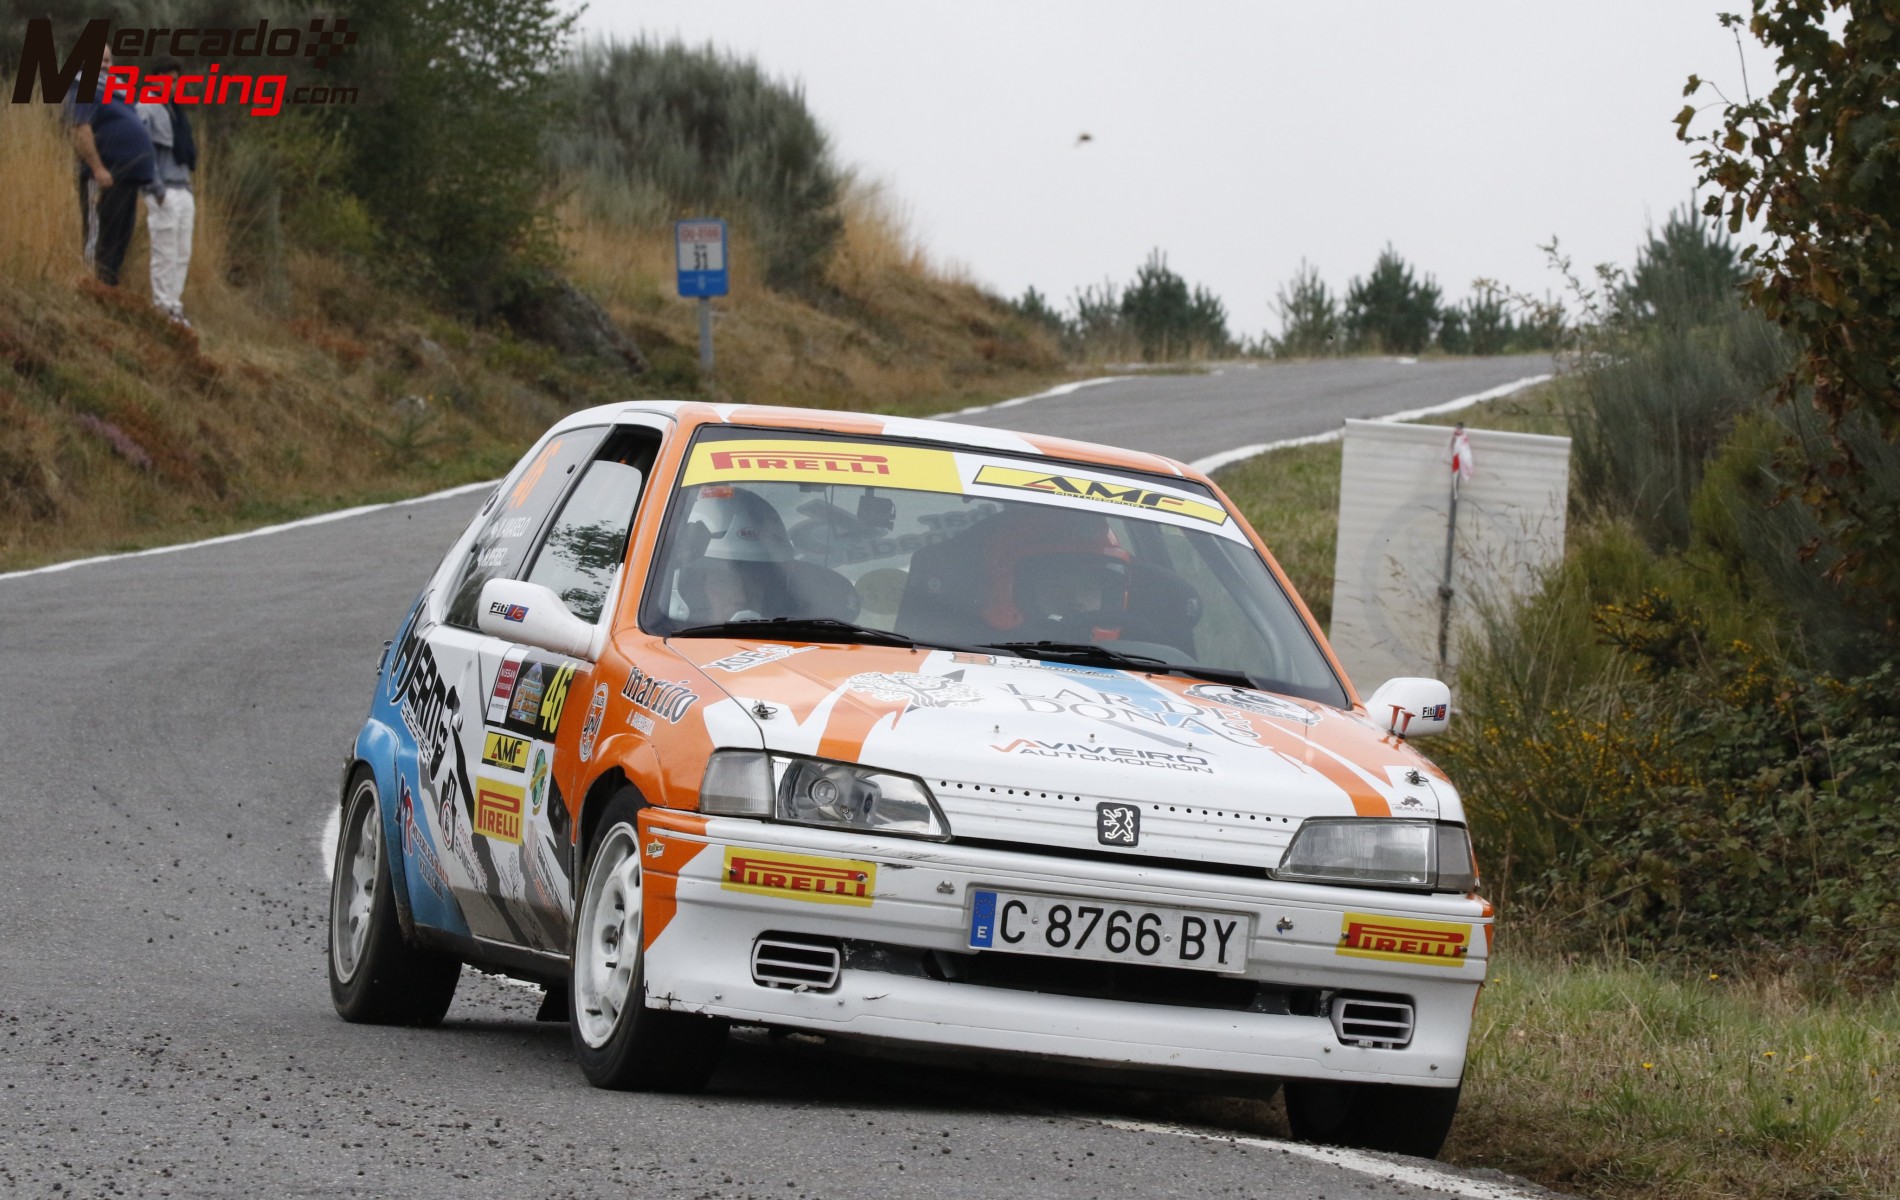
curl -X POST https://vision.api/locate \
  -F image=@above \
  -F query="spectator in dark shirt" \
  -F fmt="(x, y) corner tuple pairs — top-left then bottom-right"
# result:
(63, 46), (156, 286)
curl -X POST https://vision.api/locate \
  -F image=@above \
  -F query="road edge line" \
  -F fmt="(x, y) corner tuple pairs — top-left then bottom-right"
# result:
(1091, 1117), (1551, 1200)
(0, 479), (498, 583)
(1187, 373), (1554, 475)
(932, 375), (1134, 421)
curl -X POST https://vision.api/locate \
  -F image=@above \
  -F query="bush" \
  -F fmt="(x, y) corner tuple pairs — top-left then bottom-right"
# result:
(322, 0), (576, 310)
(551, 39), (843, 294)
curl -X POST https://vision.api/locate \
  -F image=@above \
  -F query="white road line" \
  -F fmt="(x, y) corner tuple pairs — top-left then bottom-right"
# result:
(1091, 1118), (1549, 1200)
(1188, 373), (1554, 475)
(932, 375), (1133, 420)
(0, 479), (498, 583)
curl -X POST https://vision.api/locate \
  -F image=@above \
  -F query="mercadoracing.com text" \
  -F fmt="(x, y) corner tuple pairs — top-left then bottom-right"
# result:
(10, 16), (359, 116)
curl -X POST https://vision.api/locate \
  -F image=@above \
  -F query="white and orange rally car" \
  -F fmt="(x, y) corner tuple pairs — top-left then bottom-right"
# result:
(327, 401), (1490, 1158)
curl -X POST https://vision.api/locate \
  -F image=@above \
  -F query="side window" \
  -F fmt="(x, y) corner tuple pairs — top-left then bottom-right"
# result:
(446, 427), (607, 629)
(522, 427), (660, 623)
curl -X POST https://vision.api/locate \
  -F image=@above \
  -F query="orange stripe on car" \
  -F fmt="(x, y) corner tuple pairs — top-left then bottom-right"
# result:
(637, 808), (712, 949)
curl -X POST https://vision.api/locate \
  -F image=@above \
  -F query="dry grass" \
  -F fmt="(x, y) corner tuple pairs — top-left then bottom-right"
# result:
(555, 176), (1063, 418)
(1, 103), (1069, 571)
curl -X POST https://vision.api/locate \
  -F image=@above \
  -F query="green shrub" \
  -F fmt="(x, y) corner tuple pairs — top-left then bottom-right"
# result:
(1344, 244), (1440, 354)
(1267, 260), (1340, 358)
(1118, 250), (1231, 360)
(551, 39), (843, 294)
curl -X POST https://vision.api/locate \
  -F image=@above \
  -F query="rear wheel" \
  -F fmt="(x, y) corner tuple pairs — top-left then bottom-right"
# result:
(328, 768), (461, 1025)
(569, 788), (725, 1090)
(1284, 1079), (1461, 1159)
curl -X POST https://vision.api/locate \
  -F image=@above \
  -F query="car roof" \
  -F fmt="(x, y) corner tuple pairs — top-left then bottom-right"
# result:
(548, 399), (1196, 483)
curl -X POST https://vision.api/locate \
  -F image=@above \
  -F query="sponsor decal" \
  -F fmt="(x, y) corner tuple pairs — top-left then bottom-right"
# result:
(1182, 682), (1320, 726)
(629, 712), (655, 735)
(991, 738), (1213, 773)
(1336, 912), (1471, 967)
(706, 643), (814, 673)
(1000, 680), (1261, 747)
(481, 731), (529, 772)
(474, 778), (526, 845)
(397, 776), (451, 902)
(1096, 802), (1140, 846)
(486, 651), (524, 724)
(721, 848), (876, 906)
(680, 439), (962, 493)
(971, 464), (1228, 527)
(847, 671), (981, 709)
(509, 662), (545, 726)
(537, 662), (576, 736)
(1398, 795), (1427, 810)
(527, 747), (550, 816)
(578, 683), (608, 762)
(488, 600), (529, 623)
(621, 663), (699, 724)
(1421, 703), (1449, 721)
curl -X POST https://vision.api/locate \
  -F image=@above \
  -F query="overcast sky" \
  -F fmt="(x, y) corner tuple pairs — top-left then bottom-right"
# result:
(581, 1), (1778, 340)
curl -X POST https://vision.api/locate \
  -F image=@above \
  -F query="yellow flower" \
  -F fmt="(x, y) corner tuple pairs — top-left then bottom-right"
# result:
(1642, 1062), (1654, 1071)
(1708, 972), (1720, 980)
(1763, 1050), (1776, 1058)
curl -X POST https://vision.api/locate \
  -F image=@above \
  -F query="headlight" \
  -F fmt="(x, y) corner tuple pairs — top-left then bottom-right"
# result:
(1273, 817), (1479, 894)
(698, 751), (951, 840)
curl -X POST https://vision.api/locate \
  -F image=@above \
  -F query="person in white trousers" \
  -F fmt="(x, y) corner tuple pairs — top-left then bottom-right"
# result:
(137, 60), (197, 327)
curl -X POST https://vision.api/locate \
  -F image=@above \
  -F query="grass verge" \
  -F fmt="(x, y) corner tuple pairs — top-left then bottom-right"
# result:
(1213, 379), (1896, 1200)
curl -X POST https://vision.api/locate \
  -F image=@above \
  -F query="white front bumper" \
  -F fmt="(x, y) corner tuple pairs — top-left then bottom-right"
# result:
(641, 813), (1490, 1088)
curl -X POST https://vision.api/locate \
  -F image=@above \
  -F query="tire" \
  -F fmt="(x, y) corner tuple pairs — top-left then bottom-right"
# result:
(328, 768), (461, 1026)
(569, 788), (725, 1091)
(1284, 1079), (1462, 1159)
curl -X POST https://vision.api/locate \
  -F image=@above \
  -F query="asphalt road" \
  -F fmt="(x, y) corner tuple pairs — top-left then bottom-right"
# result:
(0, 363), (1558, 1199)
(956, 354), (1554, 467)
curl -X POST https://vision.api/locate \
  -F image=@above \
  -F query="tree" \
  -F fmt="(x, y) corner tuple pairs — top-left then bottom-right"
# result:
(1680, 1), (1900, 606)
(1622, 204), (1747, 329)
(1345, 245), (1441, 354)
(324, 0), (577, 309)
(1268, 260), (1340, 357)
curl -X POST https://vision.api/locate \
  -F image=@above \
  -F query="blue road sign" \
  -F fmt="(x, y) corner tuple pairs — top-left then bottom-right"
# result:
(675, 218), (729, 298)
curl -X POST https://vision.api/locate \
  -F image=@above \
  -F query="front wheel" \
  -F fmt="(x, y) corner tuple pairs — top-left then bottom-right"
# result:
(328, 768), (461, 1025)
(569, 789), (725, 1091)
(1284, 1079), (1461, 1159)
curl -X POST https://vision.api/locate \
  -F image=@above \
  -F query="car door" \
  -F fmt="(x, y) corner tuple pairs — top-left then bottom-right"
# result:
(411, 426), (609, 952)
(460, 421), (666, 953)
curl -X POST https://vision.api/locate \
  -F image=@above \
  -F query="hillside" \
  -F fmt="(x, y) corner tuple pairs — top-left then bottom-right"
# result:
(0, 104), (1063, 573)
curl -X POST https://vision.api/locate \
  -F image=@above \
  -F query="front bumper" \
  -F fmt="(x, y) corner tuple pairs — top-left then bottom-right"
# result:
(638, 809), (1490, 1088)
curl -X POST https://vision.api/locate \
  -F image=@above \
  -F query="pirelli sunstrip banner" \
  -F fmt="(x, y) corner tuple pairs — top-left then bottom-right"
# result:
(680, 438), (1243, 541)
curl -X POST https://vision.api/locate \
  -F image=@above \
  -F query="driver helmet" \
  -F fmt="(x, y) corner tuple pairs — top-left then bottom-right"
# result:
(679, 486), (795, 621)
(978, 508), (1130, 635)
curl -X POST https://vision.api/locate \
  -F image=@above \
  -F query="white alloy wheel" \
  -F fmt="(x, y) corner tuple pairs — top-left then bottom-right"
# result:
(330, 777), (382, 984)
(574, 822), (643, 1049)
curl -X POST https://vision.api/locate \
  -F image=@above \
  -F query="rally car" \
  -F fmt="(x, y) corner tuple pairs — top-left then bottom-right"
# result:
(327, 401), (1490, 1158)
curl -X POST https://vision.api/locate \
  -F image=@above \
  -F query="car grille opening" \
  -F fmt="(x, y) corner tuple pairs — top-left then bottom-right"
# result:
(1329, 993), (1415, 1048)
(840, 940), (1323, 1015)
(751, 934), (842, 992)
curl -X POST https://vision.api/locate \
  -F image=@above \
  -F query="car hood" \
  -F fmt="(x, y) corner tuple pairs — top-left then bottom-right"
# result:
(671, 640), (1461, 870)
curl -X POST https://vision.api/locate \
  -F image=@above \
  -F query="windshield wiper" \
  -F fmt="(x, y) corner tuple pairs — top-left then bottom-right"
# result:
(669, 617), (919, 648)
(982, 640), (1258, 688)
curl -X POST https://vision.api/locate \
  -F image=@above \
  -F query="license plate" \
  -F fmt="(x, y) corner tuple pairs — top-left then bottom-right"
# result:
(967, 889), (1249, 972)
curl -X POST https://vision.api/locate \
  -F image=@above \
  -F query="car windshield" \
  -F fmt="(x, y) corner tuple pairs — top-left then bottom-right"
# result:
(642, 428), (1347, 707)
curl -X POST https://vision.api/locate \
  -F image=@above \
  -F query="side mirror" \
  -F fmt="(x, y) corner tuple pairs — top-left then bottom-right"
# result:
(1363, 677), (1451, 739)
(477, 579), (603, 660)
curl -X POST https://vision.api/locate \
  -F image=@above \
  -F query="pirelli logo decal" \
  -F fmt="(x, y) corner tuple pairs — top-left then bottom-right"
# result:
(1336, 912), (1471, 967)
(474, 778), (526, 845)
(682, 439), (962, 493)
(971, 464), (1229, 526)
(721, 848), (875, 906)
